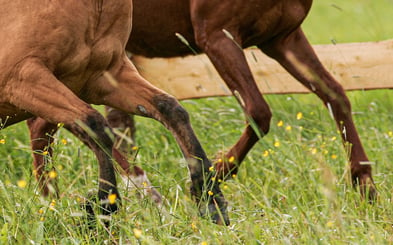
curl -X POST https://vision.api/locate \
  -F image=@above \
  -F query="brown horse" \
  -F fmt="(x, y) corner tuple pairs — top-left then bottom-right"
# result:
(29, 0), (375, 207)
(132, 0), (376, 200)
(0, 0), (228, 225)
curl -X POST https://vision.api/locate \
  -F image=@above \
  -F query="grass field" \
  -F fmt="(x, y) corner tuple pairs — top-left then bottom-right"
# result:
(1, 1), (393, 244)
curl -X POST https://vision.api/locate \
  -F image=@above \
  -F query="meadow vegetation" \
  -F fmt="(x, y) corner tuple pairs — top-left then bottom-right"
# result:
(0, 0), (392, 243)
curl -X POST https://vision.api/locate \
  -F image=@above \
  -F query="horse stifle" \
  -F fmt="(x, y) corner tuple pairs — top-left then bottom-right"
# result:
(0, 0), (228, 225)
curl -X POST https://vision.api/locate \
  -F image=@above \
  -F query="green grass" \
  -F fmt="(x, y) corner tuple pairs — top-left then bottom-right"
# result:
(1, 1), (393, 244)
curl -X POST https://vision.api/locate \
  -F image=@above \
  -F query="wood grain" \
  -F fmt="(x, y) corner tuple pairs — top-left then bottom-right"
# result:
(132, 39), (393, 100)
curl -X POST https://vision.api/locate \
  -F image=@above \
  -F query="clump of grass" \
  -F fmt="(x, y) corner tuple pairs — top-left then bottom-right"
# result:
(2, 90), (393, 243)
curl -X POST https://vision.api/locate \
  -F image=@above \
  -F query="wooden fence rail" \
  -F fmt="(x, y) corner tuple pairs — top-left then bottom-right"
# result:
(132, 39), (393, 100)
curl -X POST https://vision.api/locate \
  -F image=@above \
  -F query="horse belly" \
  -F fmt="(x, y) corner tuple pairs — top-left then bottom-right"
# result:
(127, 0), (197, 57)
(0, 103), (32, 127)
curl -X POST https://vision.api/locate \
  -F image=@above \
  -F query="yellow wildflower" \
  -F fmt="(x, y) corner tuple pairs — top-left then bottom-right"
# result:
(331, 154), (338, 159)
(208, 166), (214, 172)
(388, 131), (393, 137)
(310, 148), (317, 154)
(42, 151), (49, 156)
(296, 112), (303, 120)
(232, 174), (237, 179)
(285, 125), (292, 131)
(108, 193), (117, 204)
(211, 177), (216, 181)
(208, 191), (214, 196)
(133, 228), (142, 239)
(331, 136), (337, 141)
(48, 170), (57, 179)
(0, 139), (5, 144)
(274, 141), (280, 147)
(132, 146), (139, 151)
(228, 156), (235, 163)
(201, 242), (208, 245)
(191, 222), (198, 232)
(263, 150), (269, 157)
(17, 180), (27, 188)
(223, 185), (228, 190)
(49, 200), (56, 210)
(277, 120), (284, 127)
(216, 158), (223, 164)
(61, 139), (67, 145)
(326, 220), (334, 228)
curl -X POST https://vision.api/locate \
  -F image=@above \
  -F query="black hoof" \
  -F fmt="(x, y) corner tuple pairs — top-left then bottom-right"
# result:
(82, 192), (121, 228)
(352, 175), (377, 203)
(199, 195), (230, 226)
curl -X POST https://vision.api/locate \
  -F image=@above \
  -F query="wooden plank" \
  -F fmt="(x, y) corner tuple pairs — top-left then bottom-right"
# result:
(132, 39), (393, 100)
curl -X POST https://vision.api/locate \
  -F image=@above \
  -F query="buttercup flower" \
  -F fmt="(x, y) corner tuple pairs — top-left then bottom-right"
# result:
(108, 193), (117, 204)
(133, 228), (142, 239)
(17, 180), (27, 188)
(48, 170), (57, 179)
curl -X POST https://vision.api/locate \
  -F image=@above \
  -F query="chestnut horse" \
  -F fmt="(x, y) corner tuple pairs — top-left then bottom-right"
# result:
(30, 0), (375, 209)
(1, 0), (228, 225)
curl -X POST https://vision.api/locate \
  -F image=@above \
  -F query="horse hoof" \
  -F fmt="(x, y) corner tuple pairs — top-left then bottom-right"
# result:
(353, 174), (377, 203)
(199, 196), (230, 226)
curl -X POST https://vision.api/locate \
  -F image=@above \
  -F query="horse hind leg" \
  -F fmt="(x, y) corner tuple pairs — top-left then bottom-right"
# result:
(92, 59), (229, 225)
(260, 27), (376, 201)
(14, 60), (121, 216)
(105, 107), (136, 154)
(193, 28), (272, 180)
(27, 117), (59, 197)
